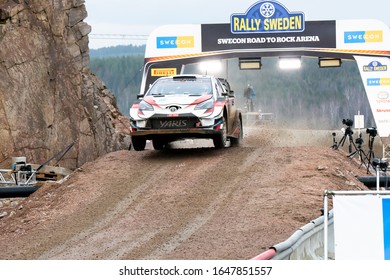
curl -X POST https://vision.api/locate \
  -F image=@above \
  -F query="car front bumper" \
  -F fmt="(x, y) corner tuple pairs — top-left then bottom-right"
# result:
(130, 118), (224, 140)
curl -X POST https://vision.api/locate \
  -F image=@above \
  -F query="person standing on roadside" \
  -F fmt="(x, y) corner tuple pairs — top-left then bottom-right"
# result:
(244, 84), (256, 112)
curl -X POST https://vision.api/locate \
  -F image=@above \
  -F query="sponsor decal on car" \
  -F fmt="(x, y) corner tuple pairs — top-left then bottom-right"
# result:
(185, 95), (213, 108)
(143, 96), (162, 108)
(159, 119), (188, 128)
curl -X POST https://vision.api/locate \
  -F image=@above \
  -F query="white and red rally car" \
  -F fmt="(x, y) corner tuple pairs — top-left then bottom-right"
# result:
(129, 75), (243, 151)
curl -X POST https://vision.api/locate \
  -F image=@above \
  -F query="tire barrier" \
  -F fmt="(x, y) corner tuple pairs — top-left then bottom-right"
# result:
(252, 211), (334, 260)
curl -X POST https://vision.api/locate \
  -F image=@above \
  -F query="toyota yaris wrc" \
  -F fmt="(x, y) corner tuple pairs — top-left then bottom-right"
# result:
(129, 75), (243, 151)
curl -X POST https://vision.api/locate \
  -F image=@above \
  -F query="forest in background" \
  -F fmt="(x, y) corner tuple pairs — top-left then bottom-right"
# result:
(224, 57), (374, 130)
(90, 45), (145, 58)
(89, 45), (374, 130)
(90, 45), (144, 114)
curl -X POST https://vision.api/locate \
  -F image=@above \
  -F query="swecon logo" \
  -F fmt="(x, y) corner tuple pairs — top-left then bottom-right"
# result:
(344, 30), (383, 43)
(367, 78), (390, 86)
(157, 36), (194, 49)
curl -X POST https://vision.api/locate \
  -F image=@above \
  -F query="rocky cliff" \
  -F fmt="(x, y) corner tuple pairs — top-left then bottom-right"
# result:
(0, 0), (131, 169)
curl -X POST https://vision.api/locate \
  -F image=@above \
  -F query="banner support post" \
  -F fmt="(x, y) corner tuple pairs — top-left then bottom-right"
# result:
(323, 190), (330, 260)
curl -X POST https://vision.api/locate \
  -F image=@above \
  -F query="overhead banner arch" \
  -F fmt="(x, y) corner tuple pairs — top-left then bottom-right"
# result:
(140, 0), (390, 141)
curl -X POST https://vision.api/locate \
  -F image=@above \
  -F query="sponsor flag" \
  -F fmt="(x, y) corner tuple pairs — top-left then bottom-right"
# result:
(383, 198), (390, 259)
(354, 56), (390, 138)
(333, 195), (390, 260)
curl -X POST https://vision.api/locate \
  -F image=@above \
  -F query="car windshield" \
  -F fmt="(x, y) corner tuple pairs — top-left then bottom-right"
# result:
(148, 77), (212, 96)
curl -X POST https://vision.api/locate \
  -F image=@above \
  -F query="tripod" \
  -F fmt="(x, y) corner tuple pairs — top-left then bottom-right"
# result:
(337, 126), (355, 153)
(365, 134), (376, 174)
(331, 132), (338, 149)
(372, 158), (389, 190)
(348, 133), (369, 170)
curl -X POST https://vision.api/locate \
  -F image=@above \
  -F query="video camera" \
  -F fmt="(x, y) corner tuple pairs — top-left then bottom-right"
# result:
(342, 118), (353, 127)
(366, 127), (377, 137)
(372, 158), (389, 171)
(355, 137), (364, 145)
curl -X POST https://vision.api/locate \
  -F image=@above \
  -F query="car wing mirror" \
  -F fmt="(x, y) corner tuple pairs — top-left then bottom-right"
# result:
(222, 91), (235, 97)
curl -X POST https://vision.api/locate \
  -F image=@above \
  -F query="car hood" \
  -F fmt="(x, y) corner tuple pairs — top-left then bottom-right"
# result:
(144, 94), (213, 107)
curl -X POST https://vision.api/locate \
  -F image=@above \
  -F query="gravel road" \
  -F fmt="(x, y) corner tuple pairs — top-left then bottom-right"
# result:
(0, 126), (369, 259)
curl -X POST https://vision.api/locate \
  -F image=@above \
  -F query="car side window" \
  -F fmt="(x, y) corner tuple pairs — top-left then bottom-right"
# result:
(215, 79), (225, 97)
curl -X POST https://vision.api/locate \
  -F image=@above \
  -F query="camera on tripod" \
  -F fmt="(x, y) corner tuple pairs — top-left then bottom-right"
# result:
(366, 127), (377, 137)
(342, 118), (353, 127)
(372, 158), (389, 172)
(355, 137), (364, 145)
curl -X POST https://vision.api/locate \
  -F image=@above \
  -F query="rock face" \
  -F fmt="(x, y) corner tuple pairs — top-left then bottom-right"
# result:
(0, 0), (131, 169)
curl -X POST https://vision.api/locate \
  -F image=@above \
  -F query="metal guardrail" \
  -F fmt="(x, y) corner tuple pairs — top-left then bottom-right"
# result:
(0, 168), (37, 186)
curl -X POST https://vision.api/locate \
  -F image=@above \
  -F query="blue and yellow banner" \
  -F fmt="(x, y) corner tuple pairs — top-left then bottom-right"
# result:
(367, 78), (390, 86)
(383, 199), (390, 260)
(156, 36), (195, 49)
(344, 30), (383, 43)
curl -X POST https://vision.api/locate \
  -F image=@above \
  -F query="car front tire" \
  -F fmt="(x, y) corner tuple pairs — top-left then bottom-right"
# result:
(230, 117), (243, 146)
(132, 137), (146, 151)
(152, 139), (166, 150)
(213, 117), (227, 149)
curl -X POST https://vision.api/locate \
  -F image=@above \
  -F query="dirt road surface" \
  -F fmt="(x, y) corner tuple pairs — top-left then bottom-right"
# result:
(0, 126), (369, 259)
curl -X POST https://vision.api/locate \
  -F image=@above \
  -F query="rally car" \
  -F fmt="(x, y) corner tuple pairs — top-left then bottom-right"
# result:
(129, 75), (243, 151)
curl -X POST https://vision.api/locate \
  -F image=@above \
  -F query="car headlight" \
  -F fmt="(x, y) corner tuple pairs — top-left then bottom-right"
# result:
(139, 100), (154, 111)
(195, 98), (214, 110)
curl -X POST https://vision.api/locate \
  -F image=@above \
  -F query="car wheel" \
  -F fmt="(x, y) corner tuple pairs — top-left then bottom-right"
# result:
(132, 137), (146, 151)
(213, 117), (227, 149)
(152, 139), (166, 150)
(230, 117), (243, 146)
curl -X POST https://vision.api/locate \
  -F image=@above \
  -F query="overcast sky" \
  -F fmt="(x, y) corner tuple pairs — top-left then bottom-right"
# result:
(85, 0), (390, 49)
